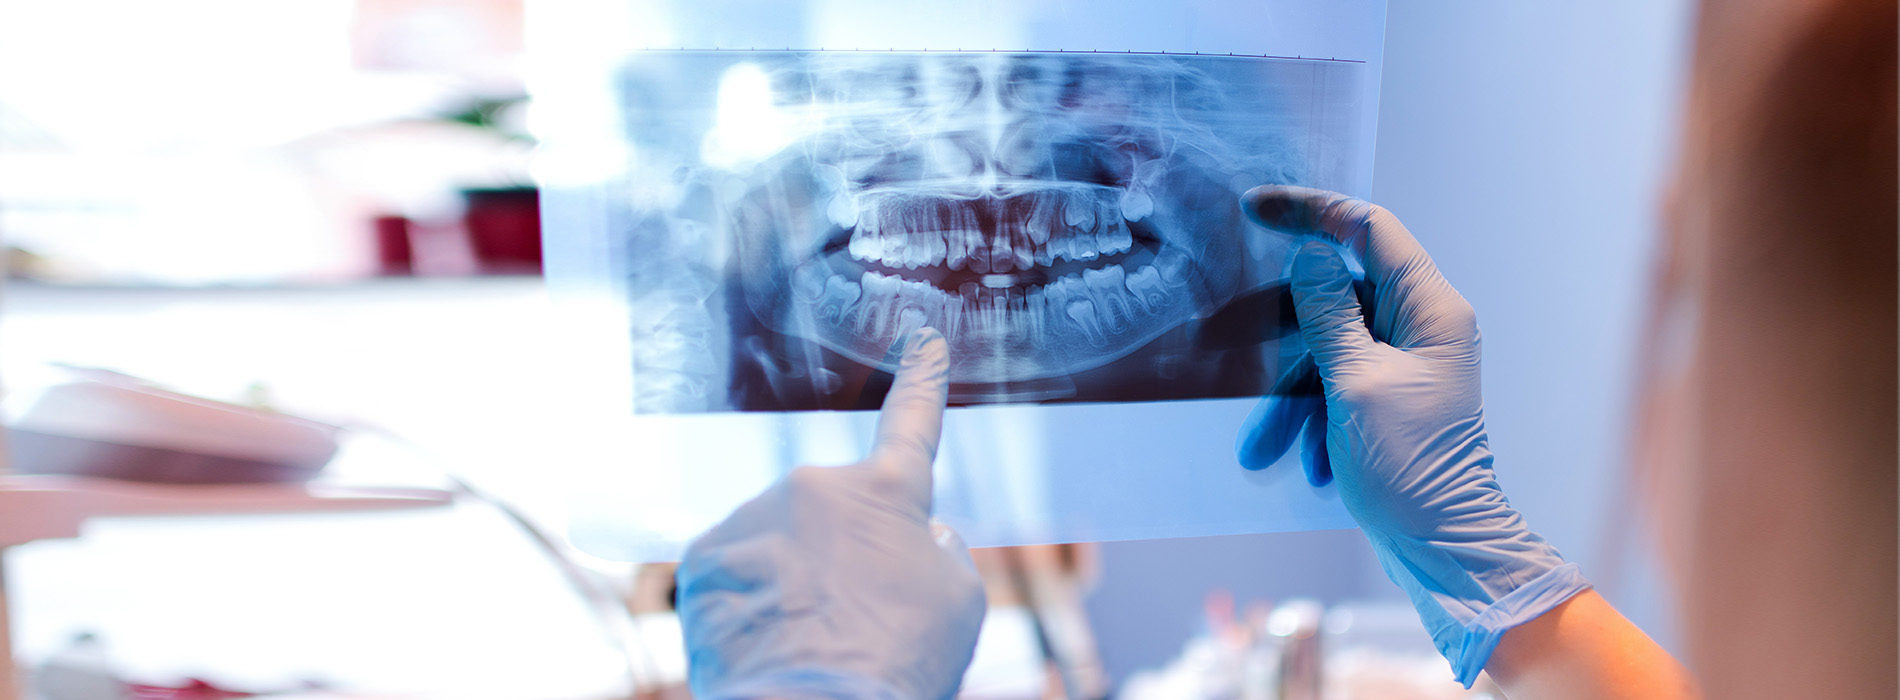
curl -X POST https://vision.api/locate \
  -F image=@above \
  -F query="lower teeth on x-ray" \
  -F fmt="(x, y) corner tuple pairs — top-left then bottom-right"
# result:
(597, 51), (1366, 412)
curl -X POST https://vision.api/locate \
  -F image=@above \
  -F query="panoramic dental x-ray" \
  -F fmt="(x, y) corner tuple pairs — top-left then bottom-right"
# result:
(609, 51), (1365, 413)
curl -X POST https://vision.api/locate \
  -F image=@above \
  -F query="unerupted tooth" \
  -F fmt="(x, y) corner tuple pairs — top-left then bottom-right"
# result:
(1065, 298), (1106, 346)
(827, 192), (859, 229)
(969, 239), (993, 274)
(996, 202), (1025, 256)
(1040, 235), (1062, 263)
(1120, 188), (1154, 222)
(1125, 264), (1169, 312)
(818, 275), (862, 324)
(1041, 273), (1074, 311)
(1033, 240), (1055, 266)
(1050, 234), (1076, 263)
(1101, 219), (1133, 255)
(1154, 246), (1193, 286)
(792, 263), (828, 302)
(1028, 196), (1058, 245)
(1063, 191), (1098, 231)
(1047, 274), (1086, 316)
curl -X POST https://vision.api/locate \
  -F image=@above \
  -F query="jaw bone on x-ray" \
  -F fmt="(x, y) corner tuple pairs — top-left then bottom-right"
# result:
(620, 51), (1361, 412)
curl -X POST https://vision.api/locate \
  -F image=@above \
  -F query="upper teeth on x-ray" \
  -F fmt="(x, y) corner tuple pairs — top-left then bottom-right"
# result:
(606, 51), (1365, 412)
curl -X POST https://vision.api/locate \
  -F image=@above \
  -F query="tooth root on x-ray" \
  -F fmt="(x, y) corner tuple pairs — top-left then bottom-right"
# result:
(1066, 298), (1106, 346)
(1063, 191), (1097, 231)
(1084, 266), (1132, 334)
(1101, 219), (1133, 256)
(992, 229), (1015, 273)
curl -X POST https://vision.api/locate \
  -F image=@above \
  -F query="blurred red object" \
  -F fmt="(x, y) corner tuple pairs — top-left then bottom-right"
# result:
(372, 215), (415, 275)
(127, 678), (255, 699)
(462, 187), (541, 274)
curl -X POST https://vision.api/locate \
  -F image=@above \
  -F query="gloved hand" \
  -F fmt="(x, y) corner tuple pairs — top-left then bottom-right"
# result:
(1234, 186), (1591, 687)
(676, 328), (987, 700)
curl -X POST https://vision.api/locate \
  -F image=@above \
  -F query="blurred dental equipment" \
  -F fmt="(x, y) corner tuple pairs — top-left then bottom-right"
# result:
(5, 366), (339, 485)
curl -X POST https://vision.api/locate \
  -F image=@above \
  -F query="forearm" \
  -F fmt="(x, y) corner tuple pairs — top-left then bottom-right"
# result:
(1485, 590), (1700, 700)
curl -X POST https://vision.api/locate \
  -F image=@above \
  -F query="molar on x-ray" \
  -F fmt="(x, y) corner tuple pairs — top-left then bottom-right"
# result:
(611, 51), (1366, 412)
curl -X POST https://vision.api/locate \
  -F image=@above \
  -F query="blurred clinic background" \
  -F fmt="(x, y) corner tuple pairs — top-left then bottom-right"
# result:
(0, 1), (1695, 699)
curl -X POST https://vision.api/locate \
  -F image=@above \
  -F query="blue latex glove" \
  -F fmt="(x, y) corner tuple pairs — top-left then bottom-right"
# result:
(1235, 186), (1591, 687)
(677, 328), (986, 700)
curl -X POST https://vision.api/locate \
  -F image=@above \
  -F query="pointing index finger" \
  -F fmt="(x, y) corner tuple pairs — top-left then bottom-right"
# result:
(868, 327), (950, 512)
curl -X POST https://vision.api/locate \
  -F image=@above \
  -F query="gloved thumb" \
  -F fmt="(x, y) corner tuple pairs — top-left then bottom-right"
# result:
(1235, 356), (1320, 471)
(1291, 241), (1375, 376)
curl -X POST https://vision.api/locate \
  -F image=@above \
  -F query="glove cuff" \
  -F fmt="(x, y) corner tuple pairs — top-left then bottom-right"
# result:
(1447, 562), (1592, 688)
(698, 668), (908, 700)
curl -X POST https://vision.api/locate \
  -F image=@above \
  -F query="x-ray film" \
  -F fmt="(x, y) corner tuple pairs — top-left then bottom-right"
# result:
(537, 0), (1386, 561)
(613, 51), (1364, 412)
